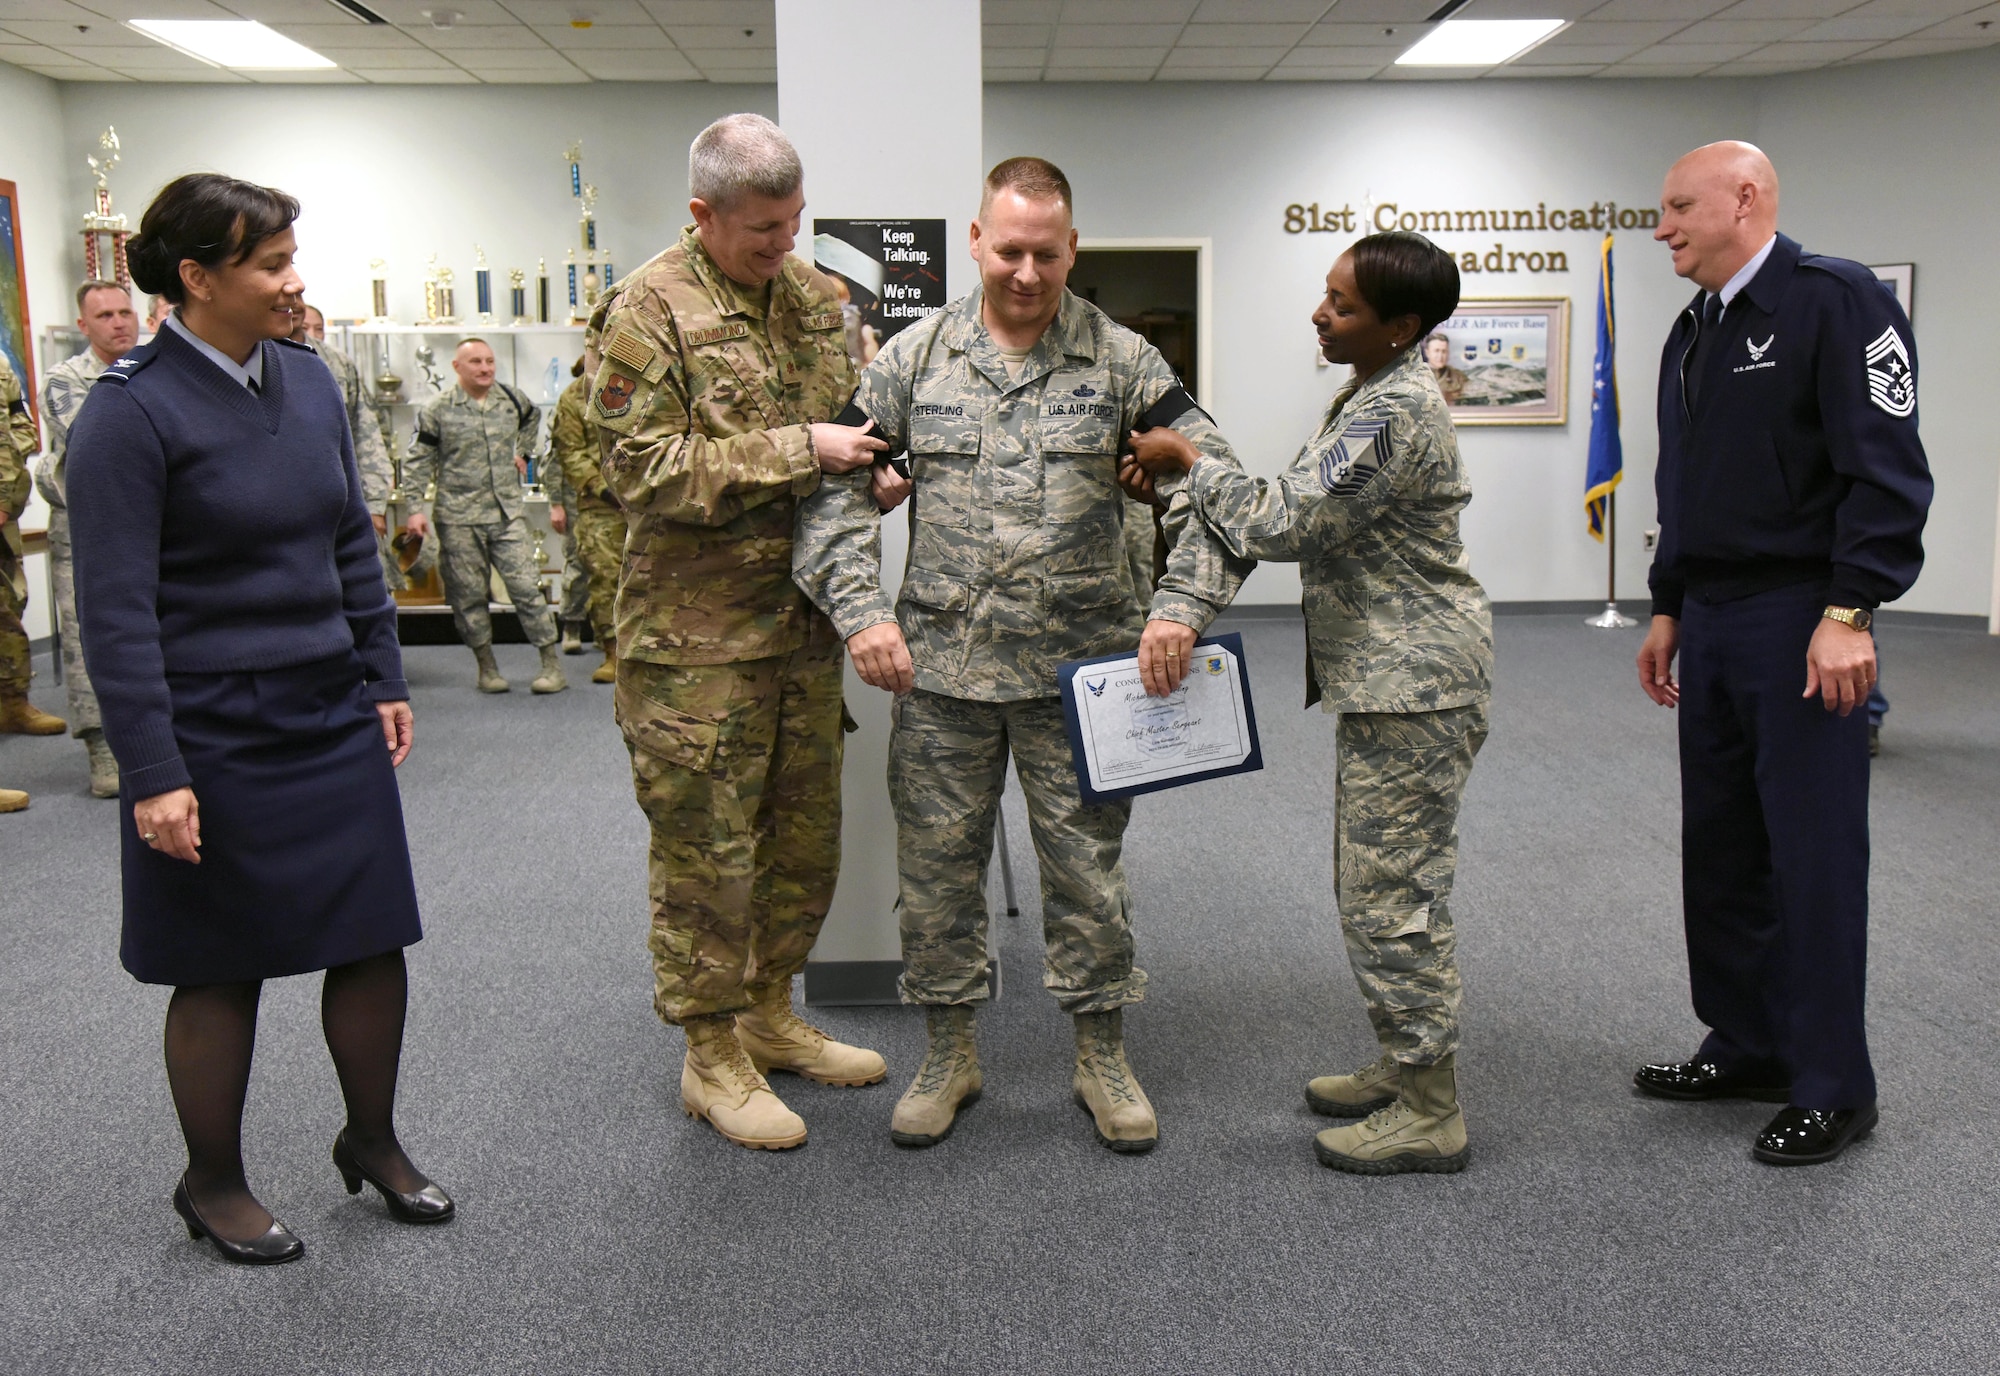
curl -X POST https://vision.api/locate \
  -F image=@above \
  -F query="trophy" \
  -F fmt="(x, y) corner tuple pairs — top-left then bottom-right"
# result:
(536, 257), (550, 324)
(373, 364), (405, 405)
(81, 127), (132, 288)
(420, 255), (441, 326)
(473, 245), (495, 326)
(369, 258), (393, 324)
(564, 248), (582, 325)
(509, 269), (529, 326)
(436, 265), (459, 325)
(583, 251), (602, 311)
(413, 344), (444, 394)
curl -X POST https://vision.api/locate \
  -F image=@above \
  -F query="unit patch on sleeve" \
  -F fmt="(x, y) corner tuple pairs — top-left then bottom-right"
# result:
(1864, 326), (1915, 418)
(596, 372), (638, 419)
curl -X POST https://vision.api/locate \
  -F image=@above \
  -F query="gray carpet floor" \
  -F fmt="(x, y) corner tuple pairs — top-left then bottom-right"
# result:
(2, 613), (1997, 1375)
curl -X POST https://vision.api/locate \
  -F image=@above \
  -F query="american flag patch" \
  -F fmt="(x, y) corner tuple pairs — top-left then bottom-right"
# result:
(1317, 416), (1390, 496)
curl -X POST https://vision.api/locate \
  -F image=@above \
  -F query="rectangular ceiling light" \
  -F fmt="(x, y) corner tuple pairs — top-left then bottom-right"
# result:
(126, 19), (338, 69)
(1396, 19), (1565, 66)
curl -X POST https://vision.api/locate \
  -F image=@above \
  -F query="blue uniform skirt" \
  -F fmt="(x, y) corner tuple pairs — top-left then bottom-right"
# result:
(119, 650), (423, 986)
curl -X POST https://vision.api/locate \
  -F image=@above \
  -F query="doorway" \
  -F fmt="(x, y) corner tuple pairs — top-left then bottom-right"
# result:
(1070, 239), (1212, 404)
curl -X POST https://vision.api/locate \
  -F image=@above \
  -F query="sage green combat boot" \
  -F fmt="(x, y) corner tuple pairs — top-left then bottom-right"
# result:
(890, 1006), (980, 1147)
(1313, 1054), (1468, 1175)
(472, 644), (509, 693)
(680, 1013), (807, 1151)
(1073, 1009), (1157, 1154)
(82, 730), (120, 799)
(1305, 1052), (1400, 1118)
(591, 650), (616, 684)
(530, 643), (568, 694)
(736, 983), (886, 1087)
(561, 620), (584, 655)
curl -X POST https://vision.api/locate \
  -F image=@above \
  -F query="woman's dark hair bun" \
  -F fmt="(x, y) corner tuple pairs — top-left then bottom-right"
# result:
(128, 173), (300, 305)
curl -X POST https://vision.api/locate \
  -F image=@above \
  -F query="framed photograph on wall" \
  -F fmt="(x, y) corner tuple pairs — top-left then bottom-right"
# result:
(0, 179), (36, 422)
(1422, 297), (1570, 426)
(1868, 263), (1915, 324)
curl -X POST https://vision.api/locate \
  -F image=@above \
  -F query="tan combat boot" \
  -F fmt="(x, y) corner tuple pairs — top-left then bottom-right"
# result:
(1073, 1009), (1157, 1154)
(591, 650), (616, 685)
(561, 621), (584, 655)
(0, 694), (65, 735)
(890, 1006), (981, 1148)
(472, 645), (509, 693)
(0, 785), (26, 813)
(735, 984), (887, 1087)
(1313, 1054), (1468, 1175)
(680, 1013), (807, 1150)
(1306, 1052), (1400, 1118)
(530, 643), (568, 694)
(83, 730), (120, 800)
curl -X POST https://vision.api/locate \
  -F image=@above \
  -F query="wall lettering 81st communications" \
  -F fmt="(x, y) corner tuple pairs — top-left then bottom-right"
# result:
(1282, 199), (1662, 275)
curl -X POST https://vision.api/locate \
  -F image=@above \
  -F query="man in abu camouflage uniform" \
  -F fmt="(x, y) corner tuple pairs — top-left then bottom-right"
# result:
(584, 113), (889, 1152)
(32, 280), (139, 797)
(406, 337), (566, 695)
(1128, 231), (1492, 1175)
(295, 303), (403, 592)
(794, 157), (1251, 1154)
(548, 359), (621, 684)
(1, 348), (65, 782)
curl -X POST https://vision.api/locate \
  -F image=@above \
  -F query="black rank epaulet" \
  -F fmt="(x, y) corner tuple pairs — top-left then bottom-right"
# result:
(98, 341), (160, 385)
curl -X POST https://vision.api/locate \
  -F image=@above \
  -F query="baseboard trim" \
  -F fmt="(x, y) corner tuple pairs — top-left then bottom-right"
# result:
(804, 960), (903, 1006)
(1874, 609), (1989, 631)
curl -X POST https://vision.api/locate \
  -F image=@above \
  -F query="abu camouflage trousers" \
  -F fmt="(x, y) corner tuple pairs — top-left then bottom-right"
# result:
(559, 525), (589, 623)
(436, 515), (558, 650)
(44, 509), (99, 733)
(615, 620), (844, 1025)
(890, 690), (1146, 1014)
(1335, 701), (1488, 1065)
(569, 499), (623, 650)
(0, 535), (27, 696)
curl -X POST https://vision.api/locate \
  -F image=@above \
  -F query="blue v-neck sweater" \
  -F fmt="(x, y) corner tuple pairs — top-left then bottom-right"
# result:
(66, 325), (405, 799)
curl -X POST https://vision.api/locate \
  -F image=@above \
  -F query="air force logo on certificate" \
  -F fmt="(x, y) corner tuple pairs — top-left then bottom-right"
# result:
(1058, 632), (1265, 805)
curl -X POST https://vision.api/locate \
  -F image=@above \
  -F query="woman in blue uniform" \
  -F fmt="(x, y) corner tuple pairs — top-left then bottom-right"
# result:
(69, 174), (453, 1264)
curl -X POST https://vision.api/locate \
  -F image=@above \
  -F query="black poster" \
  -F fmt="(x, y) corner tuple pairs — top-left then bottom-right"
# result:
(811, 218), (947, 368)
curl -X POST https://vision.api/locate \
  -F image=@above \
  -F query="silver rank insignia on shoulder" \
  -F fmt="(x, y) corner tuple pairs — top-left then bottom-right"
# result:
(1864, 326), (1915, 418)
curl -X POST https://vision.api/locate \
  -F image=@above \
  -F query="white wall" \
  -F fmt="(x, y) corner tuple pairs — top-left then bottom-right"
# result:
(1, 60), (71, 642)
(6, 53), (1994, 617)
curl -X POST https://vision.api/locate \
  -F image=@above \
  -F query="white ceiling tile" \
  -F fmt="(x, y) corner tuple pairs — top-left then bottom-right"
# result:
(984, 23), (1051, 44)
(1057, 0), (1199, 21)
(1263, 64), (1384, 78)
(315, 45), (457, 65)
(1488, 62), (1612, 75)
(0, 1), (105, 20)
(1510, 44), (1639, 62)
(1160, 45), (1290, 65)
(57, 42), (221, 66)
(1187, 0), (1332, 17)
(1319, 0), (1448, 18)
(0, 20), (150, 45)
(639, 0), (773, 22)
(1159, 68), (1274, 78)
(1598, 60), (1727, 74)
(567, 44), (697, 72)
(1176, 22), (1311, 44)
(1750, 36), (1895, 54)
(1042, 66), (1154, 79)
(1269, 49), (1388, 68)
(465, 67), (590, 80)
(1668, 18), (1816, 40)
(1712, 0), (1856, 14)
(1635, 40), (1769, 59)
(451, 46), (577, 66)
(1588, 0), (1734, 16)
(982, 0), (1061, 16)
(62, 0), (236, 16)
(1046, 45), (1168, 66)
(1465, 0), (1601, 15)
(1374, 64), (1487, 78)
(661, 22), (770, 47)
(1842, 0), (1992, 15)
(354, 2), (523, 23)
(105, 67), (252, 80)
(1707, 58), (1826, 71)
(534, 22), (674, 47)
(503, 0), (658, 20)
(1855, 33), (2000, 56)
(262, 23), (426, 48)
(413, 25), (551, 47)
(1540, 21), (1692, 48)
(243, 67), (366, 81)
(1052, 23), (1185, 46)
(1790, 15), (1942, 37)
(221, 0), (390, 16)
(29, 65), (135, 78)
(351, 66), (482, 79)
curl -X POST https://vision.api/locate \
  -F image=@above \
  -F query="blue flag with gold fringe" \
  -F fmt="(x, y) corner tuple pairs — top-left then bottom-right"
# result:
(1584, 232), (1621, 541)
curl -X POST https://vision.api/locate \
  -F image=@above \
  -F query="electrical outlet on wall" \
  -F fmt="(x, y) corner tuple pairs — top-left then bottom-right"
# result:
(1643, 527), (1659, 552)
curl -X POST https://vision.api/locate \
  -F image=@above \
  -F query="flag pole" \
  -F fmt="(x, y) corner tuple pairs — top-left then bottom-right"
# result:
(1585, 492), (1636, 628)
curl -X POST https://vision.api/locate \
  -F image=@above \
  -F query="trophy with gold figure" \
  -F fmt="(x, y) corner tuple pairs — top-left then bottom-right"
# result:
(81, 127), (132, 288)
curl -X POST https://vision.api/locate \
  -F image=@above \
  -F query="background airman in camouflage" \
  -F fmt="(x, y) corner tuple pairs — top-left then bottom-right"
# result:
(2, 347), (66, 782)
(295, 303), (403, 591)
(584, 113), (887, 1153)
(406, 336), (566, 695)
(794, 157), (1252, 1155)
(32, 280), (140, 797)
(1129, 232), (1492, 1177)
(548, 360), (621, 683)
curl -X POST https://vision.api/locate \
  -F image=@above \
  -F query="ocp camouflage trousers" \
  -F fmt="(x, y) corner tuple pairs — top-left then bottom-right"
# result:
(1335, 701), (1488, 1065)
(436, 516), (558, 649)
(44, 509), (99, 733)
(570, 500), (623, 651)
(890, 690), (1145, 1013)
(615, 621), (844, 1025)
(0, 538), (27, 696)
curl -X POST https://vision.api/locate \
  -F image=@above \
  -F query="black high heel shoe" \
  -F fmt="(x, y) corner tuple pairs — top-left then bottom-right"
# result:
(172, 1177), (305, 1265)
(332, 1131), (455, 1224)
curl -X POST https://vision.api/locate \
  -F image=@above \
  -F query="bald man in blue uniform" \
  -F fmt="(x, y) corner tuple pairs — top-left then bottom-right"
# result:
(1632, 141), (1932, 1167)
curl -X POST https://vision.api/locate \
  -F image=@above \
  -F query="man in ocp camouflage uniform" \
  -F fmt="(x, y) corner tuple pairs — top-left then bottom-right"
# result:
(406, 337), (566, 695)
(584, 113), (890, 1152)
(295, 303), (403, 592)
(548, 359), (621, 684)
(794, 157), (1252, 1154)
(1127, 231), (1492, 1175)
(33, 280), (140, 797)
(2, 348), (65, 788)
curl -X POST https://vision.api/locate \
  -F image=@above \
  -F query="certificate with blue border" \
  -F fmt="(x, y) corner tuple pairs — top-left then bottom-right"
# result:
(1058, 632), (1264, 805)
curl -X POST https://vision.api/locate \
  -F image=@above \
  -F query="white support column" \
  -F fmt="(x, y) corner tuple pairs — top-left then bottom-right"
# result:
(776, 1), (984, 981)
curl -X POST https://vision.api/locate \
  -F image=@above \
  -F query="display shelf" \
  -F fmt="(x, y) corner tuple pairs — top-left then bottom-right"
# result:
(338, 322), (587, 336)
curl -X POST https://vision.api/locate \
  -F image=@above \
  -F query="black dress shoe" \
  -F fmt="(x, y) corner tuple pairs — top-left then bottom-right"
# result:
(1752, 1102), (1878, 1166)
(1633, 1057), (1791, 1102)
(172, 1178), (304, 1266)
(333, 1131), (455, 1224)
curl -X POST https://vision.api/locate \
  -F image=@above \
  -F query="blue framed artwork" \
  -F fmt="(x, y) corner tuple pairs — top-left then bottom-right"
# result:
(0, 179), (36, 423)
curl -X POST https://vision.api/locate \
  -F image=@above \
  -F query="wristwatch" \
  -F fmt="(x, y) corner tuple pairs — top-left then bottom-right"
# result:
(1823, 605), (1873, 632)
